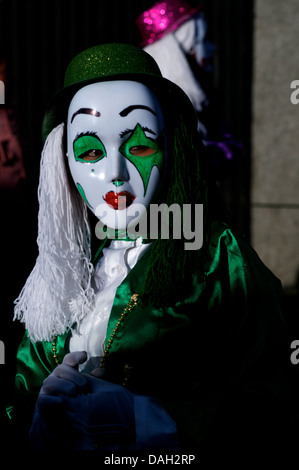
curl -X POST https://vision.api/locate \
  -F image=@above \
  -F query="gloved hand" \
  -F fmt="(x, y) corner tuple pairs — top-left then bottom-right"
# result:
(30, 350), (135, 450)
(37, 350), (89, 400)
(30, 351), (178, 451)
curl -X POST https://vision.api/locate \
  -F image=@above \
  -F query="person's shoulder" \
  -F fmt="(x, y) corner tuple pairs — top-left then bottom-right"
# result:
(207, 219), (282, 290)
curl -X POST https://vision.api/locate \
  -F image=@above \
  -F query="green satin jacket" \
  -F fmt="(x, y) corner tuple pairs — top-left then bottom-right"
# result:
(7, 222), (291, 449)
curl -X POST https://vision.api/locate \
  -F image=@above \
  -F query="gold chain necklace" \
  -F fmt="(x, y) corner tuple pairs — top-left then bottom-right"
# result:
(52, 293), (139, 368)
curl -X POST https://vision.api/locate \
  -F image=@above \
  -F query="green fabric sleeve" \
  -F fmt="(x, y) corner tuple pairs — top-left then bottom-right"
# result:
(6, 330), (69, 422)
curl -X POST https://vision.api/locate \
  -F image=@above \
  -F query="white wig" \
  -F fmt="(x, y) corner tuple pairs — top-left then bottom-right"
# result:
(14, 123), (95, 342)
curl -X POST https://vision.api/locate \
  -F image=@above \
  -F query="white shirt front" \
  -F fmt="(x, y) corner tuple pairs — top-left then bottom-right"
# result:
(69, 238), (151, 372)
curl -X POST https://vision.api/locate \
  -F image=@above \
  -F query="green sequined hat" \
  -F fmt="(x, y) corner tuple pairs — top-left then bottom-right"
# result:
(42, 42), (197, 142)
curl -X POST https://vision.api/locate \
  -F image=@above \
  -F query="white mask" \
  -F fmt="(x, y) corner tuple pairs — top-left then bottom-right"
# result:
(67, 81), (166, 233)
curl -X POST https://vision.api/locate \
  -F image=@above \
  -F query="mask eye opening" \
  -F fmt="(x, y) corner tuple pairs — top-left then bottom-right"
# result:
(129, 145), (155, 157)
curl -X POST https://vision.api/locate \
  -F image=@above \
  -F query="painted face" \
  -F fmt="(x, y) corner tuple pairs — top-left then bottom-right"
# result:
(67, 81), (166, 231)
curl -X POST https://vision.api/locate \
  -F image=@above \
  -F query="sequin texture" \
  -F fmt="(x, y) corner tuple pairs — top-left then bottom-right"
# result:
(64, 43), (162, 88)
(135, 0), (203, 46)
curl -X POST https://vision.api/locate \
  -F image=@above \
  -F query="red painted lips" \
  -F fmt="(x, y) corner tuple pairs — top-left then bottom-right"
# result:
(104, 191), (135, 210)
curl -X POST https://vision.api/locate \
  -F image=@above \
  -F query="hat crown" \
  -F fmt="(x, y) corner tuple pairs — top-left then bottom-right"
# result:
(64, 43), (162, 88)
(42, 42), (197, 143)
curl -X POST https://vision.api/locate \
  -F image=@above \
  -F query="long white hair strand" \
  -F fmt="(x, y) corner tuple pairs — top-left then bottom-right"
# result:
(14, 123), (95, 342)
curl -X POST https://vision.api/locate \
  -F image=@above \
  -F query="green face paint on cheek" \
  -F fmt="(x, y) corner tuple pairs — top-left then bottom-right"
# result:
(119, 124), (164, 197)
(76, 183), (93, 209)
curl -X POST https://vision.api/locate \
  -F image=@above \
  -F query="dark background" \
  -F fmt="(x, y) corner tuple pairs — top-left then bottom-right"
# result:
(0, 0), (253, 232)
(0, 0), (255, 446)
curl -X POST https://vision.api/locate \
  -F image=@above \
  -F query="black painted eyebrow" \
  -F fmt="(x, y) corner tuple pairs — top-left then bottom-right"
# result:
(119, 105), (157, 117)
(74, 130), (98, 141)
(119, 126), (156, 139)
(71, 108), (101, 123)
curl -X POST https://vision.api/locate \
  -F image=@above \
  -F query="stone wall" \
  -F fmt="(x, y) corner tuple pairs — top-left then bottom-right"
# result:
(251, 0), (299, 290)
